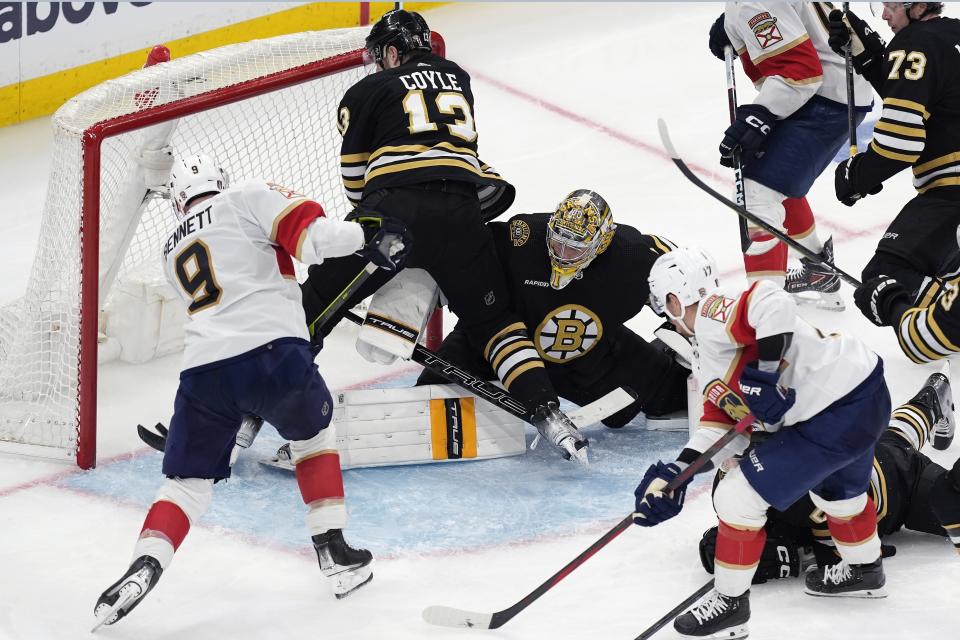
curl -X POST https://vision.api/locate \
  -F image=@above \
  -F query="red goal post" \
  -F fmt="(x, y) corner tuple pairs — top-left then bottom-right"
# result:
(0, 28), (446, 469)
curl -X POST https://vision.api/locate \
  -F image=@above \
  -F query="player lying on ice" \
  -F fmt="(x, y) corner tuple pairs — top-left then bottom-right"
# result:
(634, 247), (891, 639)
(92, 153), (412, 630)
(698, 371), (960, 584)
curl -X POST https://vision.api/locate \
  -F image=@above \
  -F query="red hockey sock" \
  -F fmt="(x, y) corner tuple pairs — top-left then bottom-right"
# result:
(139, 500), (191, 551)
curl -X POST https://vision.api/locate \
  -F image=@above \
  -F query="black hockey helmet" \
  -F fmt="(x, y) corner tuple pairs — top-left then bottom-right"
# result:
(365, 9), (432, 66)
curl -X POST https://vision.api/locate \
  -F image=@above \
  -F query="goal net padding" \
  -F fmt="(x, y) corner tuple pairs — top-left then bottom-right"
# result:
(0, 27), (446, 469)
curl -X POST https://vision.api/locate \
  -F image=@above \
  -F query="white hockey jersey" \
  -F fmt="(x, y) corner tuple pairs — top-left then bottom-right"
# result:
(687, 280), (878, 455)
(724, 2), (872, 118)
(161, 180), (364, 370)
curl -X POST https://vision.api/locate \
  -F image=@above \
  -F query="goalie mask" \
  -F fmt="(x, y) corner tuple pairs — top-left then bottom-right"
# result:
(648, 247), (719, 334)
(546, 190), (616, 290)
(169, 153), (228, 218)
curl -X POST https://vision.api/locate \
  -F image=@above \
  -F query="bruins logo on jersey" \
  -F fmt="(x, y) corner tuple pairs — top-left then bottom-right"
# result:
(534, 304), (603, 363)
(510, 219), (530, 247)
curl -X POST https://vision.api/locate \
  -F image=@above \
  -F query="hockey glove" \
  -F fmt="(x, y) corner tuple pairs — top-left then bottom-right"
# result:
(835, 155), (883, 206)
(826, 9), (886, 77)
(708, 13), (730, 61)
(719, 104), (775, 168)
(347, 210), (413, 271)
(853, 275), (911, 327)
(699, 526), (802, 583)
(633, 461), (691, 526)
(738, 364), (795, 425)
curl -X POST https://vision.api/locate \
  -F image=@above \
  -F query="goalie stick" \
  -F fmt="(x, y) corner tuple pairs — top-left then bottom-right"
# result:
(421, 379), (756, 630)
(633, 579), (714, 640)
(656, 118), (862, 288)
(341, 310), (639, 425)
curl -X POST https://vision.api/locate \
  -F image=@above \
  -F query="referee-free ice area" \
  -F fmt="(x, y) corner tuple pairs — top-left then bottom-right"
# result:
(0, 3), (957, 639)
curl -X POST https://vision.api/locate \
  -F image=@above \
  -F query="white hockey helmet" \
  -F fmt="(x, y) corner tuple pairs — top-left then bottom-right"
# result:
(648, 247), (719, 323)
(168, 153), (228, 217)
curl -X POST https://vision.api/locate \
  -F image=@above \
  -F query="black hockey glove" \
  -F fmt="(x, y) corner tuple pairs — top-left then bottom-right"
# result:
(854, 275), (911, 327)
(827, 9), (886, 76)
(708, 13), (730, 61)
(699, 526), (802, 584)
(719, 104), (775, 168)
(835, 155), (883, 207)
(346, 210), (413, 271)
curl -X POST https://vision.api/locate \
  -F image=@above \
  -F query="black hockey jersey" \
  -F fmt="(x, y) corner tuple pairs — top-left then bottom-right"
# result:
(895, 273), (960, 363)
(337, 52), (514, 218)
(858, 17), (960, 198)
(489, 213), (675, 381)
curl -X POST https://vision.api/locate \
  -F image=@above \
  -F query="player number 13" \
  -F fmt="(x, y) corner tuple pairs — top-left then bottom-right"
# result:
(402, 90), (477, 141)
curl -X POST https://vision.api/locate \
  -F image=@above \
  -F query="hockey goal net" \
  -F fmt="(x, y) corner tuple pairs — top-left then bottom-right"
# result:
(0, 27), (444, 469)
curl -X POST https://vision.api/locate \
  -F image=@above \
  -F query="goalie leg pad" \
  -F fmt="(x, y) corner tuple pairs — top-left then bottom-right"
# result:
(290, 426), (347, 535)
(357, 268), (440, 364)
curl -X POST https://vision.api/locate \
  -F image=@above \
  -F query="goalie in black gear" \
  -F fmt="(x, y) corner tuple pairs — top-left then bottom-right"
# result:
(414, 189), (691, 429)
(699, 371), (960, 583)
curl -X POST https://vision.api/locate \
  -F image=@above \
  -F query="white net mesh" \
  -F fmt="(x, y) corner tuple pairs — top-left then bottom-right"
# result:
(0, 27), (369, 464)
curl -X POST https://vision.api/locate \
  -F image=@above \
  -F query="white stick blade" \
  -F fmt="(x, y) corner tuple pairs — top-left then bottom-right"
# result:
(422, 605), (493, 629)
(657, 118), (679, 159)
(567, 387), (635, 428)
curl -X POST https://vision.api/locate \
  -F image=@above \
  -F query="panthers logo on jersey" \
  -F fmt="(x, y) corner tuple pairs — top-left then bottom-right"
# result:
(534, 304), (603, 363)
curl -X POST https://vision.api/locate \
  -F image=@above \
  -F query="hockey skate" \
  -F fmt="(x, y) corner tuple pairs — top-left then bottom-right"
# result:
(312, 529), (373, 599)
(804, 559), (886, 598)
(673, 588), (750, 639)
(912, 371), (956, 450)
(530, 401), (589, 465)
(91, 555), (163, 632)
(784, 237), (844, 312)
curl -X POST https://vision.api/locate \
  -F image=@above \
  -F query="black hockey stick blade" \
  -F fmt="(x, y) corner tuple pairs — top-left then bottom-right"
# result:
(422, 381), (754, 631)
(634, 579), (714, 640)
(137, 422), (167, 452)
(656, 118), (862, 289)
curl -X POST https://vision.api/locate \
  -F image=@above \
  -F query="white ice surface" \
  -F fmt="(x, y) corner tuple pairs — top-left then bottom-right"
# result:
(0, 3), (958, 639)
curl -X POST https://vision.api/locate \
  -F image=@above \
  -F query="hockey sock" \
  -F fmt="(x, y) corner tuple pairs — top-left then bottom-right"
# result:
(743, 234), (787, 286)
(783, 197), (824, 255)
(888, 401), (932, 450)
(134, 477), (212, 569)
(714, 520), (766, 597)
(482, 322), (554, 407)
(826, 496), (881, 565)
(290, 426), (347, 534)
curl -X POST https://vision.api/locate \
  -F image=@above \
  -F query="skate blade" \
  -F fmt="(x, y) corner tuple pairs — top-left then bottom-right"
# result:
(333, 567), (373, 599)
(91, 584), (142, 632)
(791, 292), (845, 312)
(804, 586), (887, 599)
(678, 624), (749, 640)
(645, 412), (689, 432)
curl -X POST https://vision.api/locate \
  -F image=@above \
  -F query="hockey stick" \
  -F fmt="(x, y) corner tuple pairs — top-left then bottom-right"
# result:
(344, 310), (543, 422)
(307, 261), (379, 339)
(633, 579), (714, 640)
(724, 45), (751, 253)
(343, 309), (635, 425)
(421, 379), (756, 630)
(137, 423), (167, 452)
(843, 2), (858, 156)
(657, 118), (862, 288)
